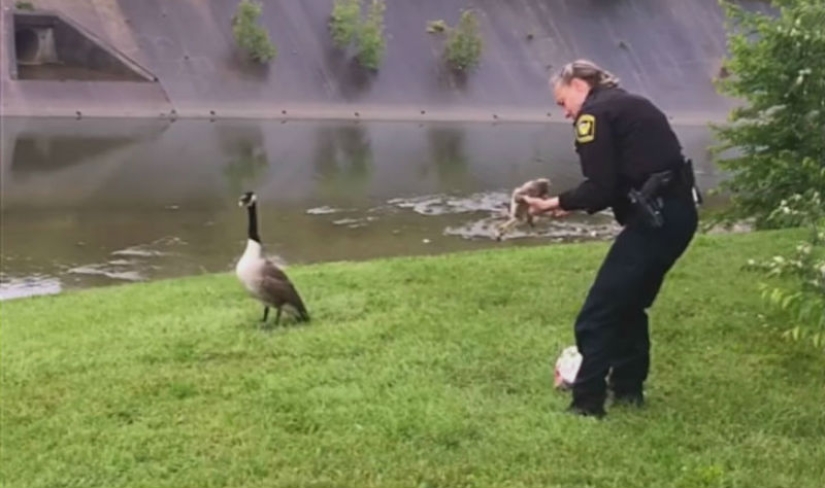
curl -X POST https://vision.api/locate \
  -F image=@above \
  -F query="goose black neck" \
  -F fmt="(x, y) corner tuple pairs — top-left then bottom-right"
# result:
(246, 203), (261, 243)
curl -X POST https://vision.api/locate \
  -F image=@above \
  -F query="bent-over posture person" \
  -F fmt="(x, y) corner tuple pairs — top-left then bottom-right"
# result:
(523, 60), (700, 418)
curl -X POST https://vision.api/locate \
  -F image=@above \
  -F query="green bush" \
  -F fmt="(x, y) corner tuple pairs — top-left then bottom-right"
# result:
(328, 0), (386, 70)
(444, 9), (483, 72)
(714, 0), (825, 351)
(232, 0), (277, 64)
(15, 1), (35, 10)
(356, 0), (386, 70)
(709, 0), (825, 230)
(746, 193), (824, 350)
(330, 0), (361, 49)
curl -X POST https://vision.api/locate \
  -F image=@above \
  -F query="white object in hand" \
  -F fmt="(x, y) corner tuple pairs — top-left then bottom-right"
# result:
(554, 346), (582, 390)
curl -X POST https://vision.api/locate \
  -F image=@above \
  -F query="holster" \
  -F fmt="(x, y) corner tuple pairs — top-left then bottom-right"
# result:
(627, 158), (702, 228)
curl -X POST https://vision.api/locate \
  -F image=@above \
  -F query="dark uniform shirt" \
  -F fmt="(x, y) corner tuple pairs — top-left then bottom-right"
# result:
(558, 86), (686, 224)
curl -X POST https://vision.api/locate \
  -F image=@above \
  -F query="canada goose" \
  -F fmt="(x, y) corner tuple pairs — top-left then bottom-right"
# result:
(494, 177), (552, 241)
(235, 191), (310, 326)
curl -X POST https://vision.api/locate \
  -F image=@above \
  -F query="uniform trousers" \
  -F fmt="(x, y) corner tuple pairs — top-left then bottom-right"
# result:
(571, 191), (698, 408)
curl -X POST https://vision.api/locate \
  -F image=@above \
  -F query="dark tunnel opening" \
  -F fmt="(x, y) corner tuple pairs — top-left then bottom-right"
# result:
(11, 11), (156, 81)
(14, 27), (39, 64)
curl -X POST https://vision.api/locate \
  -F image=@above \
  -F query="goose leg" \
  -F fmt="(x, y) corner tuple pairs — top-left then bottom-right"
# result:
(275, 306), (283, 326)
(262, 306), (269, 323)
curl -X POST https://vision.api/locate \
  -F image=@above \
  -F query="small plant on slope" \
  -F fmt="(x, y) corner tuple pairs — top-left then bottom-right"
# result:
(328, 0), (386, 70)
(329, 0), (361, 49)
(232, 0), (277, 64)
(356, 0), (386, 70)
(427, 19), (447, 34)
(444, 9), (483, 72)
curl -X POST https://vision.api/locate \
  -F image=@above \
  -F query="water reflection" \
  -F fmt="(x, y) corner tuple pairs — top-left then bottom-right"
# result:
(217, 125), (270, 196)
(11, 135), (137, 177)
(426, 126), (472, 193)
(0, 117), (725, 300)
(2, 119), (170, 207)
(312, 124), (373, 202)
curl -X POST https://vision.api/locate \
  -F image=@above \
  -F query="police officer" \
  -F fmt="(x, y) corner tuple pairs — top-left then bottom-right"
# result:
(523, 59), (700, 418)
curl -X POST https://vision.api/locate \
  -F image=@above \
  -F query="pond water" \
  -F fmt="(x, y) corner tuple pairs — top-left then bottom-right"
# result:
(0, 116), (726, 300)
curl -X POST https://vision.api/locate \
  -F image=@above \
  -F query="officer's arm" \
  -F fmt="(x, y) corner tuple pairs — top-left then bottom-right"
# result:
(557, 110), (617, 214)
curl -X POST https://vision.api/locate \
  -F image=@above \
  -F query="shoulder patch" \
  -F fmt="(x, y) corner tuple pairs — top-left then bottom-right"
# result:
(575, 114), (595, 143)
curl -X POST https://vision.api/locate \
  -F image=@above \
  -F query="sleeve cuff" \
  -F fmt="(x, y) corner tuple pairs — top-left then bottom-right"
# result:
(558, 191), (577, 211)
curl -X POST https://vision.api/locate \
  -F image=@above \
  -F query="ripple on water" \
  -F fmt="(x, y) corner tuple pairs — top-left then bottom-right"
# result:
(387, 191), (510, 216)
(0, 275), (63, 300)
(111, 236), (187, 257)
(385, 191), (621, 241)
(4, 234), (203, 300)
(332, 216), (378, 228)
(306, 206), (353, 215)
(444, 216), (621, 241)
(302, 191), (623, 242)
(67, 264), (145, 282)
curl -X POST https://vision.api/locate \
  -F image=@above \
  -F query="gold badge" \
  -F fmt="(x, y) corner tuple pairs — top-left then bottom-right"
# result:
(576, 114), (595, 143)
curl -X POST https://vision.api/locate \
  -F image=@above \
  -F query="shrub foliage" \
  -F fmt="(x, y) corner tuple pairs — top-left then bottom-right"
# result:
(714, 0), (825, 350)
(232, 0), (277, 64)
(444, 9), (483, 72)
(710, 0), (825, 229)
(329, 0), (386, 70)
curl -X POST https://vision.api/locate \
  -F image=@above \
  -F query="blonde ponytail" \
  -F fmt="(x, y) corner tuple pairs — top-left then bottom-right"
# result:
(552, 59), (620, 89)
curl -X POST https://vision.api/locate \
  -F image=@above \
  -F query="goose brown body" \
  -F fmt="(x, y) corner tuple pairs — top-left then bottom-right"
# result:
(236, 192), (310, 325)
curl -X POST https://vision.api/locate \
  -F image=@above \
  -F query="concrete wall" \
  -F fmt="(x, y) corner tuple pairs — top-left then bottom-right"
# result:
(0, 0), (774, 122)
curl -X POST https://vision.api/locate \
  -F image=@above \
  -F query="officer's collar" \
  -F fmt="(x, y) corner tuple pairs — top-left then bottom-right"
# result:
(585, 85), (606, 101)
(571, 85), (615, 124)
(571, 87), (602, 126)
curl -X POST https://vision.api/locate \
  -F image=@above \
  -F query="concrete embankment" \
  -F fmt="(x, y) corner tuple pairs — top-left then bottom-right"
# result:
(0, 0), (772, 121)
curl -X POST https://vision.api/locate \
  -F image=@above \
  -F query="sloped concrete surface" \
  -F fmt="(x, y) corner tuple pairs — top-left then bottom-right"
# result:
(1, 0), (773, 121)
(0, 0), (172, 117)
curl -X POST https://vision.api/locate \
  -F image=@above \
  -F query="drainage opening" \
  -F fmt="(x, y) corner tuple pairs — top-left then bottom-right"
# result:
(14, 27), (39, 64)
(11, 11), (155, 82)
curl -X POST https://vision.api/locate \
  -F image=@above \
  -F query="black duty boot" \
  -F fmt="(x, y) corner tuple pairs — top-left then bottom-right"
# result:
(611, 388), (645, 408)
(607, 376), (645, 408)
(567, 390), (607, 419)
(566, 401), (607, 418)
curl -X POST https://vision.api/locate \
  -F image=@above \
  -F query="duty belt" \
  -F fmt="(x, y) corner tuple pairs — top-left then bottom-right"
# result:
(627, 158), (703, 228)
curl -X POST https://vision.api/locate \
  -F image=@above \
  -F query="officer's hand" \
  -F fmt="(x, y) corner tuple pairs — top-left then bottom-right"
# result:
(522, 196), (559, 216)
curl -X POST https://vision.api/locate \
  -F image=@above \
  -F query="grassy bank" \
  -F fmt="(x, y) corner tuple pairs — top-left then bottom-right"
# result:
(2, 229), (823, 488)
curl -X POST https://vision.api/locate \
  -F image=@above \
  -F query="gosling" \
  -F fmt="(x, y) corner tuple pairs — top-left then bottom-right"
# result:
(494, 177), (552, 241)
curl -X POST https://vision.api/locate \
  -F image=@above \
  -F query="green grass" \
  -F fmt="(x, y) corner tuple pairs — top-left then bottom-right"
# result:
(2, 230), (824, 488)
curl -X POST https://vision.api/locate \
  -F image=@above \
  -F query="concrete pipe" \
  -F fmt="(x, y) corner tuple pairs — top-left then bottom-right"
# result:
(14, 27), (39, 64)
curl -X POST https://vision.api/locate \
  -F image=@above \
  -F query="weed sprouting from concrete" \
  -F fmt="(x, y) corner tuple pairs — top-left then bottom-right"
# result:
(444, 9), (483, 72)
(356, 0), (386, 70)
(232, 0), (277, 64)
(330, 0), (361, 49)
(328, 0), (386, 71)
(427, 19), (447, 34)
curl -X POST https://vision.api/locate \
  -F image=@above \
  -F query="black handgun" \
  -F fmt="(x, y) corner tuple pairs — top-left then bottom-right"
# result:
(628, 170), (674, 228)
